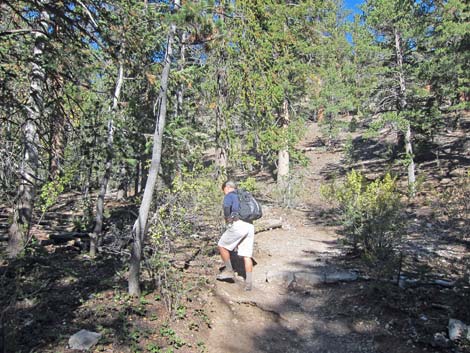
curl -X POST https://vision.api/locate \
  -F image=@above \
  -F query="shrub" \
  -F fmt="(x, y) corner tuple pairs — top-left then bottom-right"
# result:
(145, 166), (221, 314)
(238, 177), (258, 192)
(322, 170), (405, 273)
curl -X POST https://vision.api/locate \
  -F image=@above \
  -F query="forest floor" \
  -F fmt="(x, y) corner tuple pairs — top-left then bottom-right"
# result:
(1, 117), (469, 353)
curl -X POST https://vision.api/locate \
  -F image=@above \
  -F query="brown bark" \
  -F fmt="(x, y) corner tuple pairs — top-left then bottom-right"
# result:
(317, 106), (324, 123)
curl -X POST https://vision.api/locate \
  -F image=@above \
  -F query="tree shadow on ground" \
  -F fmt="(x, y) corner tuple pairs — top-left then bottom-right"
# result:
(216, 250), (469, 353)
(0, 246), (129, 353)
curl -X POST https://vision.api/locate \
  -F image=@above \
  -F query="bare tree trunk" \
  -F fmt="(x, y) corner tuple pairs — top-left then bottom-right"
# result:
(215, 64), (228, 174)
(116, 163), (127, 200)
(90, 62), (124, 257)
(215, 69), (227, 173)
(174, 32), (187, 119)
(214, 10), (228, 176)
(394, 28), (416, 196)
(404, 122), (415, 191)
(49, 109), (65, 180)
(277, 98), (290, 188)
(8, 6), (49, 257)
(128, 22), (177, 296)
(134, 159), (141, 196)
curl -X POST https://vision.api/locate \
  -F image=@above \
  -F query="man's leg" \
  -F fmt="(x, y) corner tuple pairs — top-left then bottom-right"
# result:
(217, 245), (234, 280)
(244, 256), (253, 291)
(218, 246), (233, 270)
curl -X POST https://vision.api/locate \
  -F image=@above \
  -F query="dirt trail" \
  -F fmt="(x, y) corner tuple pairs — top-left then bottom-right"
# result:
(205, 122), (422, 353)
(205, 216), (387, 353)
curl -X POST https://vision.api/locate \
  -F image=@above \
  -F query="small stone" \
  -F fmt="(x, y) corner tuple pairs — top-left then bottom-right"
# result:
(68, 330), (101, 351)
(432, 332), (450, 348)
(441, 178), (452, 184)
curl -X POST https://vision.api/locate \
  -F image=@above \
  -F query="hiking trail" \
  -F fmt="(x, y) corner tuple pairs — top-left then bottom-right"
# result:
(204, 122), (423, 353)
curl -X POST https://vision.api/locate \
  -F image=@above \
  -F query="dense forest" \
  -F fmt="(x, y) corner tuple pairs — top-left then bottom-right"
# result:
(0, 0), (469, 352)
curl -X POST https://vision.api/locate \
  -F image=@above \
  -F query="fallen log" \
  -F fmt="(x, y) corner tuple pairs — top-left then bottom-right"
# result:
(297, 146), (318, 152)
(49, 232), (90, 243)
(255, 219), (283, 234)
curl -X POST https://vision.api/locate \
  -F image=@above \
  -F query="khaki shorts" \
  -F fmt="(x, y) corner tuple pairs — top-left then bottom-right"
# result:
(217, 220), (255, 258)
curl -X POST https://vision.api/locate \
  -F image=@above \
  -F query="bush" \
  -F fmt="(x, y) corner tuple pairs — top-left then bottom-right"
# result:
(145, 166), (222, 314)
(322, 170), (405, 273)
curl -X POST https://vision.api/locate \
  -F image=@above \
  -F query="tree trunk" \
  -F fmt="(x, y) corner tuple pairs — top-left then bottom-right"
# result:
(117, 163), (128, 200)
(215, 11), (228, 176)
(405, 122), (416, 194)
(134, 159), (141, 196)
(49, 109), (65, 180)
(394, 28), (416, 196)
(8, 6), (49, 257)
(277, 98), (290, 188)
(174, 32), (187, 119)
(90, 62), (124, 257)
(215, 75), (228, 174)
(128, 22), (177, 296)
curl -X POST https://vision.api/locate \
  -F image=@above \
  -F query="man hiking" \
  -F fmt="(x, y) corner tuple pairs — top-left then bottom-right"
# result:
(217, 180), (255, 291)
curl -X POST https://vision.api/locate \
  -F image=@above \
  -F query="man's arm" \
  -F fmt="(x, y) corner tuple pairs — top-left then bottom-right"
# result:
(223, 192), (239, 222)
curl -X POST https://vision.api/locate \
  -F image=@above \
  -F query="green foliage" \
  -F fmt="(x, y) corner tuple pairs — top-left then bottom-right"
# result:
(38, 168), (75, 213)
(146, 166), (220, 315)
(322, 170), (405, 273)
(160, 323), (186, 349)
(149, 166), (221, 243)
(343, 135), (355, 165)
(238, 177), (258, 193)
(146, 343), (162, 353)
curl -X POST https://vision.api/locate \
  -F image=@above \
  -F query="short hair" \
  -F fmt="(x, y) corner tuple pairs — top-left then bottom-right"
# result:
(221, 180), (237, 190)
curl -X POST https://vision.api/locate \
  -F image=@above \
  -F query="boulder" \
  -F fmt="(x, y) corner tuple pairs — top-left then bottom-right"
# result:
(449, 168), (466, 178)
(266, 271), (294, 286)
(448, 319), (469, 341)
(68, 330), (102, 350)
(294, 272), (324, 287)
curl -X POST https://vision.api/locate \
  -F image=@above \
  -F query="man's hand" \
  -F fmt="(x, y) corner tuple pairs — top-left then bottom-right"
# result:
(225, 216), (239, 224)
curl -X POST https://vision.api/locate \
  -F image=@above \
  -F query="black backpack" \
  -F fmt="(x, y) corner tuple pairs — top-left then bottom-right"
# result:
(237, 189), (262, 222)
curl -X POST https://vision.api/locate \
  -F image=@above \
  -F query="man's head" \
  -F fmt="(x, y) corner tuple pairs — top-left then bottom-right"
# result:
(221, 180), (237, 195)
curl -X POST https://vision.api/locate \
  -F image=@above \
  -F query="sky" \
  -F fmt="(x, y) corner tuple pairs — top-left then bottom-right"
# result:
(344, 0), (363, 16)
